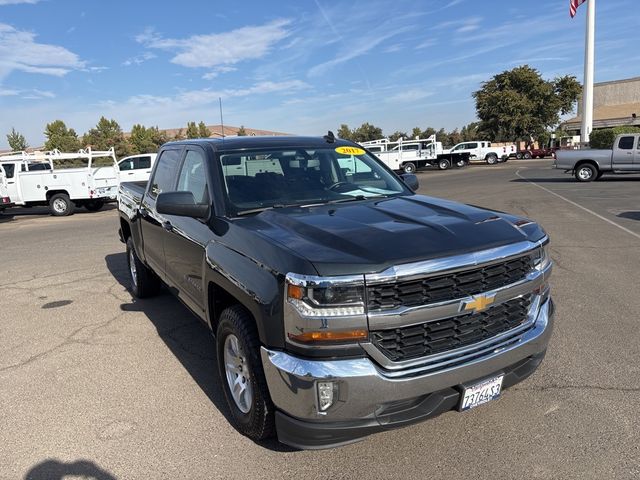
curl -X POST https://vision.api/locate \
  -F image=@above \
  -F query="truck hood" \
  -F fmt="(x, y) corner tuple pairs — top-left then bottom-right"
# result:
(237, 194), (546, 276)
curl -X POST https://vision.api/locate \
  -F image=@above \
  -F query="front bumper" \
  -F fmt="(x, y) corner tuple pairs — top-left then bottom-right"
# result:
(261, 298), (554, 449)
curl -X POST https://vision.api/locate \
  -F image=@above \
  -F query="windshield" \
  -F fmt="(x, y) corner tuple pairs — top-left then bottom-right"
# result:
(218, 146), (409, 214)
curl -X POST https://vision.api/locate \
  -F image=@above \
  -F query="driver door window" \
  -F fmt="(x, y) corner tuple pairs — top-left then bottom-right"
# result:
(177, 149), (209, 204)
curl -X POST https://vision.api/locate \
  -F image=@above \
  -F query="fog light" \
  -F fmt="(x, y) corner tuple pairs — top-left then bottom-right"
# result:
(317, 381), (337, 412)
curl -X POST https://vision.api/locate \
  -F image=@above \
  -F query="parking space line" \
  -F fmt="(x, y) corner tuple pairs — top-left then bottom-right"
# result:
(516, 168), (640, 242)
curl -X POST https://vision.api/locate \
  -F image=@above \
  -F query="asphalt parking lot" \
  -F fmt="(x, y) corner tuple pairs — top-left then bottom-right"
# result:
(1, 159), (639, 480)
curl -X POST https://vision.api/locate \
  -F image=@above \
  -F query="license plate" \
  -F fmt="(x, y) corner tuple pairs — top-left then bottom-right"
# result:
(460, 374), (504, 411)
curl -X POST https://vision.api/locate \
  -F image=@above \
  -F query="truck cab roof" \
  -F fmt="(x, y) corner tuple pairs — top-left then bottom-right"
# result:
(162, 135), (357, 152)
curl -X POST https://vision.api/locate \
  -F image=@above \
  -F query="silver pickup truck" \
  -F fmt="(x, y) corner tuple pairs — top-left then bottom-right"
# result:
(553, 133), (640, 182)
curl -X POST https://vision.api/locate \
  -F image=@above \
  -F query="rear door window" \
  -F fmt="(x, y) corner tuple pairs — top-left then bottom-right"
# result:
(618, 136), (635, 150)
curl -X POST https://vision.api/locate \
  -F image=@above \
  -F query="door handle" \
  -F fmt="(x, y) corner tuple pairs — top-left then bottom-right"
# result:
(162, 221), (173, 232)
(128, 172), (134, 175)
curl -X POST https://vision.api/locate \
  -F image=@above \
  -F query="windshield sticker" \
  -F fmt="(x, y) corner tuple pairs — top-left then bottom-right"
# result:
(335, 146), (365, 156)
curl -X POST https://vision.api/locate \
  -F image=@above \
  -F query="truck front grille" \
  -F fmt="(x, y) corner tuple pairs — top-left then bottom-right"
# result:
(370, 295), (532, 362)
(367, 254), (534, 312)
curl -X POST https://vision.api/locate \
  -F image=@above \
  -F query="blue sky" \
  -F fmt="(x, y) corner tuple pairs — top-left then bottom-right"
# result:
(0, 0), (638, 148)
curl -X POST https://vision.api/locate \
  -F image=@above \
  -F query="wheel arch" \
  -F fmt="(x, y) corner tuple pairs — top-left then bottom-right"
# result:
(46, 189), (70, 200)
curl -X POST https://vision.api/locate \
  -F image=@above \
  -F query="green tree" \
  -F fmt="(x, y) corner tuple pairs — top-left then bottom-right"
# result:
(128, 124), (168, 154)
(83, 117), (131, 158)
(473, 65), (581, 142)
(186, 121), (199, 139)
(388, 131), (407, 142)
(172, 129), (185, 141)
(337, 124), (355, 141)
(198, 121), (211, 138)
(236, 125), (247, 136)
(460, 122), (481, 141)
(44, 120), (81, 151)
(352, 122), (383, 142)
(6, 127), (28, 151)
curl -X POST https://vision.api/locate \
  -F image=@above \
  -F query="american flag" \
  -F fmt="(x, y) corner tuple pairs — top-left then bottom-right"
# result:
(570, 0), (586, 17)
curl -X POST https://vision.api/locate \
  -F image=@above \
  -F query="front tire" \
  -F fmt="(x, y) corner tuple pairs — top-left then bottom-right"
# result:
(217, 305), (275, 441)
(575, 164), (597, 182)
(524, 152), (532, 159)
(49, 193), (74, 216)
(126, 237), (161, 298)
(438, 159), (451, 170)
(402, 162), (416, 174)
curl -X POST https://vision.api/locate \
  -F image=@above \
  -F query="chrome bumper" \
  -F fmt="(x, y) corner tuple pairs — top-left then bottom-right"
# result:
(261, 298), (553, 422)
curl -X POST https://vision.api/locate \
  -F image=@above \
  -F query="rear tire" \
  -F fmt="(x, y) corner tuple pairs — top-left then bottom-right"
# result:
(85, 199), (105, 212)
(126, 237), (161, 298)
(402, 162), (416, 174)
(216, 305), (275, 441)
(49, 193), (74, 216)
(524, 152), (532, 159)
(486, 154), (498, 165)
(516, 152), (523, 159)
(575, 163), (597, 182)
(438, 159), (451, 170)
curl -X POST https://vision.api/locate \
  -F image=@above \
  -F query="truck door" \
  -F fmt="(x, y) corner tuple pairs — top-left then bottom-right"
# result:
(635, 136), (640, 167)
(1, 163), (20, 204)
(613, 135), (635, 170)
(140, 147), (183, 278)
(163, 147), (211, 315)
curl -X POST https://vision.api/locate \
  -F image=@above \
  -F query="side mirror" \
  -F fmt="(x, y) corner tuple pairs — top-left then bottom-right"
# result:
(156, 191), (209, 219)
(400, 173), (419, 192)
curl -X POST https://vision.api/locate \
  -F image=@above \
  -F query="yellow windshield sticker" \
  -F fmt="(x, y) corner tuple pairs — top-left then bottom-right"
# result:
(335, 146), (365, 156)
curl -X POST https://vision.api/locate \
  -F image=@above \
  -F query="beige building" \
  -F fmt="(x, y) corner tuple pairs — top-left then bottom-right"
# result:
(561, 76), (640, 134)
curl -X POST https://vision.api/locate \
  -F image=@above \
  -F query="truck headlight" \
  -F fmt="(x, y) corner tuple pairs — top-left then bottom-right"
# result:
(284, 273), (368, 345)
(533, 244), (551, 271)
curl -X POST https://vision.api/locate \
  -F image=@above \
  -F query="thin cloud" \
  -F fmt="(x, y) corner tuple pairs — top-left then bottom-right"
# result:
(386, 89), (433, 103)
(0, 23), (84, 80)
(136, 19), (291, 69)
(0, 0), (39, 4)
(122, 52), (156, 66)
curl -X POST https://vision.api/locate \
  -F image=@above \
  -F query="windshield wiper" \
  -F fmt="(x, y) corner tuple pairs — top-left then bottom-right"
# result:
(235, 203), (298, 216)
(329, 194), (386, 204)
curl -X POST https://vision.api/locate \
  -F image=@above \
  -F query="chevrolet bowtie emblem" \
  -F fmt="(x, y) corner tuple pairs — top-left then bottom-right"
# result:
(461, 293), (496, 313)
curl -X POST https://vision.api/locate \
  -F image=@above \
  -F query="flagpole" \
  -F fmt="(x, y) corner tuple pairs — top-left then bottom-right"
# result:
(581, 0), (595, 144)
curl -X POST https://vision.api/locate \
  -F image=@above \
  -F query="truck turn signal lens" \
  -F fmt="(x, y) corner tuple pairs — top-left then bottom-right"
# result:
(288, 329), (368, 344)
(287, 284), (304, 300)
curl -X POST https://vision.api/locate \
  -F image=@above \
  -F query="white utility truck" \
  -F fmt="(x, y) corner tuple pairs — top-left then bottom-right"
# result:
(117, 153), (157, 183)
(360, 136), (470, 173)
(445, 141), (517, 164)
(0, 148), (118, 216)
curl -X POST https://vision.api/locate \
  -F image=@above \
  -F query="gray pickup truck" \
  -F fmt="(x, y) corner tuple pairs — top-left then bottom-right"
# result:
(553, 133), (640, 181)
(118, 135), (554, 449)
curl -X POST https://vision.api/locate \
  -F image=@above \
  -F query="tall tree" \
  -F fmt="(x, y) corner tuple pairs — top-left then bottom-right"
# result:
(198, 121), (211, 138)
(473, 65), (581, 142)
(352, 122), (383, 142)
(172, 129), (185, 141)
(6, 127), (28, 151)
(44, 120), (81, 151)
(388, 131), (407, 142)
(236, 125), (247, 136)
(128, 124), (168, 154)
(337, 124), (354, 141)
(83, 117), (131, 158)
(186, 121), (199, 139)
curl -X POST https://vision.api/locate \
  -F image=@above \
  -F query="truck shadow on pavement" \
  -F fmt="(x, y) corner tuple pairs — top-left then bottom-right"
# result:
(104, 252), (296, 453)
(24, 459), (116, 480)
(5, 203), (118, 218)
(617, 211), (640, 221)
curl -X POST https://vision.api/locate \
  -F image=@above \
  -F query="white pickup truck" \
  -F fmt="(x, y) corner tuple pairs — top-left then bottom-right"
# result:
(0, 148), (118, 216)
(445, 141), (516, 164)
(117, 153), (157, 183)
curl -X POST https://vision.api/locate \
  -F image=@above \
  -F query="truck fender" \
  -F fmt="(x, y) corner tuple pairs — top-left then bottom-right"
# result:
(204, 242), (284, 348)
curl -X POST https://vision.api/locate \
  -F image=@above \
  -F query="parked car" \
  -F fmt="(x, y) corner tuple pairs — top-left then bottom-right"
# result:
(516, 147), (555, 159)
(445, 141), (517, 164)
(118, 135), (554, 449)
(553, 133), (640, 181)
(117, 153), (157, 183)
